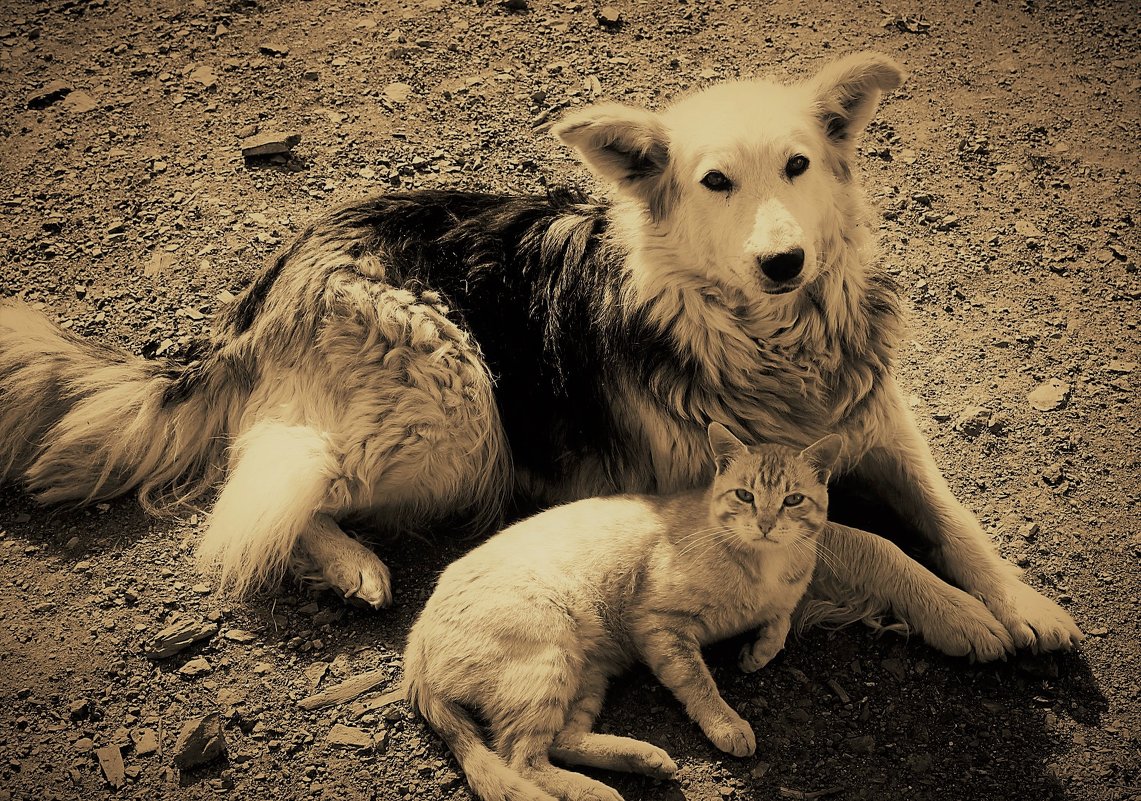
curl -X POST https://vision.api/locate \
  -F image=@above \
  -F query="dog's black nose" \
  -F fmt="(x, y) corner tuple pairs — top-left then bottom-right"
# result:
(758, 249), (805, 282)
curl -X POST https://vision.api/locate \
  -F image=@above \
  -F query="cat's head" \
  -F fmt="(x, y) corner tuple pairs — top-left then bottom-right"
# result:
(706, 422), (843, 549)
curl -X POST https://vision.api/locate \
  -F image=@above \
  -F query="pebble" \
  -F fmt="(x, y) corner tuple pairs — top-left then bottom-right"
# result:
(95, 744), (125, 788)
(241, 131), (301, 158)
(61, 90), (98, 113)
(147, 618), (217, 659)
(1015, 220), (1044, 238)
(173, 713), (227, 769)
(73, 737), (94, 753)
(880, 657), (907, 681)
(383, 82), (412, 103)
(597, 6), (622, 26)
(26, 79), (73, 109)
(953, 406), (991, 438)
(846, 734), (876, 754)
(223, 629), (257, 643)
(179, 657), (213, 677)
(132, 727), (159, 756)
(1027, 379), (1070, 411)
(259, 42), (290, 56)
(327, 724), (372, 749)
(189, 65), (217, 88)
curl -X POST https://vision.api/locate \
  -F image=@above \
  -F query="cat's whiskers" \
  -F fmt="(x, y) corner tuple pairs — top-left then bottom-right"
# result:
(676, 527), (737, 558)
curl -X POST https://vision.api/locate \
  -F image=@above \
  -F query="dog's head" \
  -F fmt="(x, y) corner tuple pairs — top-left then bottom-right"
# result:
(554, 52), (905, 301)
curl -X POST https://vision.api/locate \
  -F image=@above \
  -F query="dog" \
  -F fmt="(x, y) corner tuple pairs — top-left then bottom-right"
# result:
(0, 52), (1081, 659)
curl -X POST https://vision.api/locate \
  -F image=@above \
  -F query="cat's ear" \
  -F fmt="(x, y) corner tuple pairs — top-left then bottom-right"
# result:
(799, 434), (844, 483)
(708, 422), (747, 473)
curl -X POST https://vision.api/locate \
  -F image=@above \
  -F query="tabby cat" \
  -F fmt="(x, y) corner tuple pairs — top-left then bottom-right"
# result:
(404, 423), (842, 801)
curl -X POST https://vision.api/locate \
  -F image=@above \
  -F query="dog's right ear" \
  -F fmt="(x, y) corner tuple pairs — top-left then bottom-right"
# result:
(708, 422), (747, 474)
(553, 103), (674, 220)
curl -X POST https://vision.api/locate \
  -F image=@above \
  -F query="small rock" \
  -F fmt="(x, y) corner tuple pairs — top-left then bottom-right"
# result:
(236, 123), (259, 139)
(327, 724), (372, 749)
(147, 618), (217, 659)
(1014, 220), (1044, 238)
(383, 82), (412, 103)
(1018, 522), (1040, 540)
(953, 406), (991, 438)
(173, 714), (227, 769)
(1087, 627), (1109, 637)
(73, 737), (94, 753)
(223, 629), (257, 643)
(68, 698), (91, 720)
(240, 131), (301, 158)
(132, 728), (160, 756)
(1027, 379), (1070, 411)
(95, 745), (125, 788)
(252, 661), (274, 674)
(1106, 360), (1136, 374)
(304, 662), (329, 690)
(145, 251), (174, 277)
(178, 657), (213, 677)
(189, 65), (217, 88)
(61, 90), (98, 113)
(26, 79), (74, 109)
(1041, 462), (1066, 486)
(597, 6), (622, 26)
(846, 734), (876, 754)
(500, 0), (528, 9)
(907, 752), (933, 773)
(880, 657), (907, 681)
(259, 42), (290, 56)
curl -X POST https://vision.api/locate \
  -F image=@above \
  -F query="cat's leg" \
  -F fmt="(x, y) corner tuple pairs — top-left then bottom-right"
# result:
(854, 380), (1082, 652)
(635, 626), (755, 757)
(550, 667), (677, 779)
(738, 615), (792, 673)
(293, 513), (392, 608)
(489, 646), (624, 801)
(805, 522), (1014, 661)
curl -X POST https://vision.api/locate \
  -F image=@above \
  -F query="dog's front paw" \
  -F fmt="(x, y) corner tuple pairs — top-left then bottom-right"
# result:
(312, 543), (393, 609)
(922, 588), (1014, 662)
(987, 580), (1083, 653)
(738, 636), (783, 673)
(702, 712), (755, 757)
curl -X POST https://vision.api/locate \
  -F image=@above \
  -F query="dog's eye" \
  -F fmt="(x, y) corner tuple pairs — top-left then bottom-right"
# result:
(785, 155), (810, 179)
(783, 493), (805, 507)
(700, 171), (733, 192)
(734, 488), (754, 504)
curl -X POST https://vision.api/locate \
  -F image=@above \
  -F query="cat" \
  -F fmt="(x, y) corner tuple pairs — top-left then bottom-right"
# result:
(404, 423), (843, 801)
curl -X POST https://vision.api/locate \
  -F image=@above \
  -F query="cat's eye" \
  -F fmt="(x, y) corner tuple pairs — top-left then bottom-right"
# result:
(785, 155), (809, 179)
(734, 488), (754, 504)
(783, 493), (805, 507)
(700, 170), (733, 192)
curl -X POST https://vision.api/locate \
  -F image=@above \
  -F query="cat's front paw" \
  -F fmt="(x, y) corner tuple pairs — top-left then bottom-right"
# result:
(738, 637), (783, 673)
(703, 712), (755, 757)
(986, 579), (1083, 653)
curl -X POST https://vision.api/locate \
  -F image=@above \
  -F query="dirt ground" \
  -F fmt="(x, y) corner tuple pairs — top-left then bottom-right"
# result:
(0, 0), (1138, 799)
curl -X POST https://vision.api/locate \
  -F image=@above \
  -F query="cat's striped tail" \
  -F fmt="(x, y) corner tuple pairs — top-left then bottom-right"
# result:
(406, 674), (556, 801)
(0, 302), (241, 512)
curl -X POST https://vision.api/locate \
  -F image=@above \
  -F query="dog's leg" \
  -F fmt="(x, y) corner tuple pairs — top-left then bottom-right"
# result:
(804, 523), (1014, 661)
(853, 383), (1083, 652)
(294, 514), (392, 609)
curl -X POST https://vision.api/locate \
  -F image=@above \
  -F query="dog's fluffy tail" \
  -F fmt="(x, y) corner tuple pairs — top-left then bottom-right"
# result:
(0, 302), (239, 510)
(405, 659), (555, 801)
(195, 420), (337, 597)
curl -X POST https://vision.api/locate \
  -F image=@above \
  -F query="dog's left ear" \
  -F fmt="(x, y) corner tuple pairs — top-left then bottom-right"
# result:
(553, 103), (674, 220)
(799, 434), (844, 483)
(808, 52), (906, 148)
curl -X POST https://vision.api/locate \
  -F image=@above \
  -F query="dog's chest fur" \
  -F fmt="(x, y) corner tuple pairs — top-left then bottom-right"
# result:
(215, 189), (900, 508)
